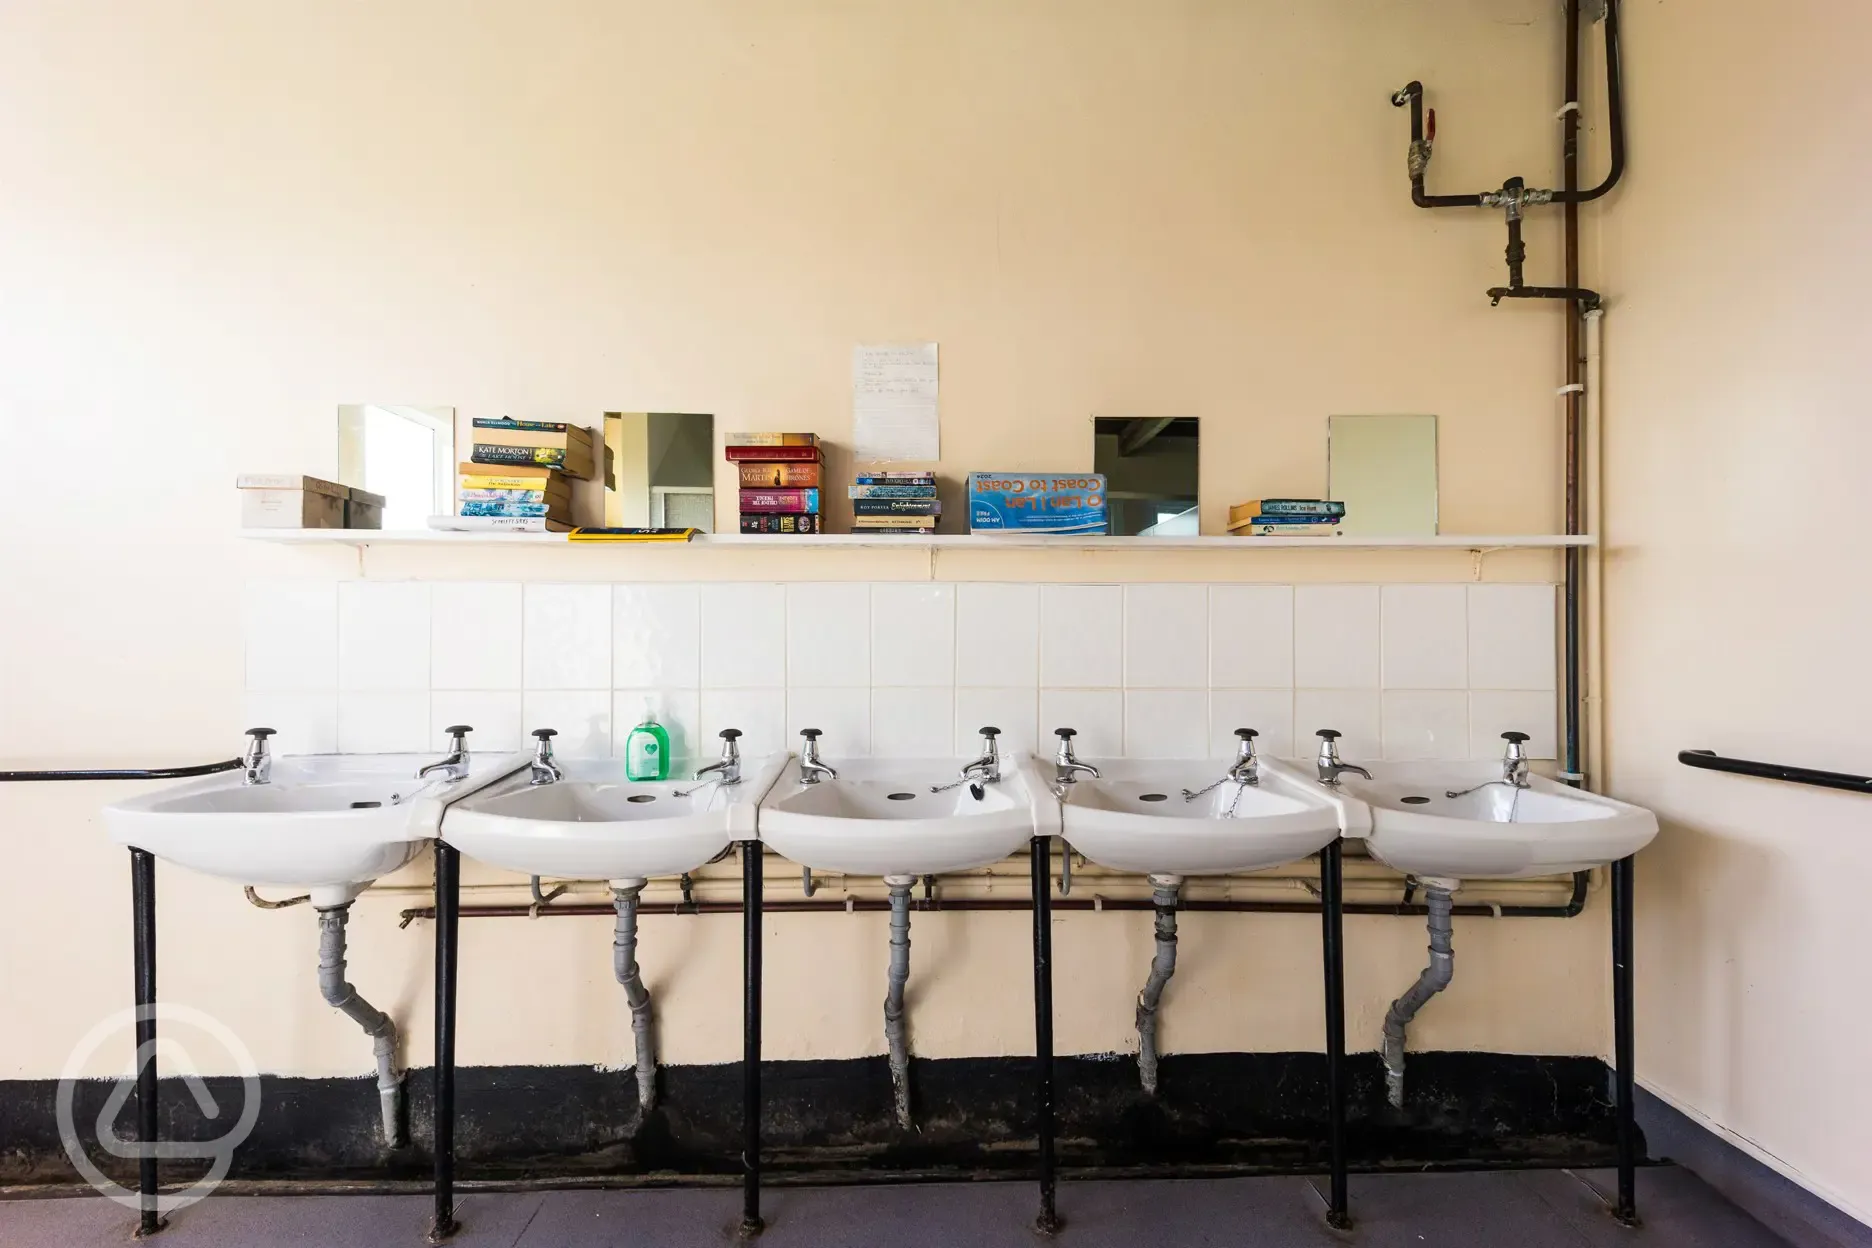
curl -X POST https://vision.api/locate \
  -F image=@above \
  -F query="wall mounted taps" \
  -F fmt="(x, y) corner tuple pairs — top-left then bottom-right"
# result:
(796, 729), (836, 785)
(527, 728), (564, 787)
(1446, 732), (1534, 799)
(417, 725), (472, 783)
(240, 727), (275, 786)
(1052, 728), (1100, 786)
(1315, 730), (1372, 787)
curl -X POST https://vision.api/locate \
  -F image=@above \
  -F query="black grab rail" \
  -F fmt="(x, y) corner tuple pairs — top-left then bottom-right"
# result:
(1678, 749), (1872, 796)
(0, 759), (241, 782)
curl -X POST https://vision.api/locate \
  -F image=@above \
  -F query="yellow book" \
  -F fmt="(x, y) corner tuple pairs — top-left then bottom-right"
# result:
(461, 474), (570, 494)
(567, 527), (699, 543)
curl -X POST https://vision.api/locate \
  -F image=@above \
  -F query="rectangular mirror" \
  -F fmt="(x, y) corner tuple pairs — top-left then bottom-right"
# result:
(605, 412), (716, 531)
(1092, 417), (1199, 536)
(1327, 414), (1439, 537)
(337, 404), (454, 530)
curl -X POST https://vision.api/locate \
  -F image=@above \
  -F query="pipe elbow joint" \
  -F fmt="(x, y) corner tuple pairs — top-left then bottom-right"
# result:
(1391, 81), (1423, 106)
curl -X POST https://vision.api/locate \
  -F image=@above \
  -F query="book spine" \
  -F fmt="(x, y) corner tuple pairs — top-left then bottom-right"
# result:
(725, 432), (818, 447)
(724, 445), (820, 462)
(854, 473), (936, 484)
(429, 515), (549, 531)
(1249, 526), (1339, 536)
(461, 501), (550, 517)
(853, 498), (943, 515)
(1248, 513), (1341, 525)
(849, 484), (939, 499)
(474, 418), (569, 433)
(853, 526), (937, 535)
(1252, 499), (1346, 517)
(736, 462), (823, 487)
(459, 488), (546, 503)
(739, 488), (821, 513)
(739, 513), (821, 534)
(852, 518), (938, 528)
(460, 474), (566, 492)
(473, 444), (566, 468)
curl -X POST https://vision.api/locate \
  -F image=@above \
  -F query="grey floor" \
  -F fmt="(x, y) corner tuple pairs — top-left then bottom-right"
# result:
(0, 1167), (1795, 1247)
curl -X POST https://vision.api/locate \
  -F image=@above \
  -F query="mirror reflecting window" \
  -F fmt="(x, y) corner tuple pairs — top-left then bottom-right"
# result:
(337, 405), (454, 530)
(605, 413), (716, 531)
(1327, 414), (1439, 536)
(1093, 417), (1199, 536)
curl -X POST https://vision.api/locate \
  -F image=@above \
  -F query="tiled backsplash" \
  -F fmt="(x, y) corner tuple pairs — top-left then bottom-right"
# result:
(243, 580), (1558, 764)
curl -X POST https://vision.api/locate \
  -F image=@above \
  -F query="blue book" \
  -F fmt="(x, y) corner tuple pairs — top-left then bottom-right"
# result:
(854, 474), (936, 485)
(967, 472), (1108, 534)
(1244, 498), (1345, 517)
(849, 484), (939, 499)
(1249, 513), (1340, 525)
(460, 501), (550, 517)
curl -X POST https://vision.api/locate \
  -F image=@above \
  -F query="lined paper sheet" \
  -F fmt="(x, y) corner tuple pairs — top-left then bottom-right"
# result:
(853, 343), (939, 462)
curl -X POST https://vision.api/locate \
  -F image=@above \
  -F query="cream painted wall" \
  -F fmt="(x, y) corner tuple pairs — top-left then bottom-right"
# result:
(0, 1), (1612, 1085)
(1599, 0), (1872, 1226)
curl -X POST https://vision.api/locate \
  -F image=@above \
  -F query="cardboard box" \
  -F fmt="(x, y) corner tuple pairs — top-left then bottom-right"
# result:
(345, 487), (385, 529)
(236, 474), (347, 528)
(966, 472), (1108, 534)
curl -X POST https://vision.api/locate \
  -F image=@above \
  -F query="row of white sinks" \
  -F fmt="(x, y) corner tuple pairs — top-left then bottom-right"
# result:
(103, 746), (1658, 904)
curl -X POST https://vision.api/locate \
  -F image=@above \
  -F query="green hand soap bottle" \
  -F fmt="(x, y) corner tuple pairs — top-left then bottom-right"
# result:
(623, 703), (671, 782)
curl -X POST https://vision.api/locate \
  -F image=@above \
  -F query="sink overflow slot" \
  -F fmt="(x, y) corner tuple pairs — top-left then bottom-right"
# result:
(1139, 793), (1169, 802)
(627, 794), (657, 804)
(349, 801), (382, 809)
(1401, 795), (1432, 805)
(887, 792), (917, 801)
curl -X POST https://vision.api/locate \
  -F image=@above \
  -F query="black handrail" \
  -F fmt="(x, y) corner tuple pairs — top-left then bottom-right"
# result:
(1678, 750), (1872, 796)
(0, 759), (241, 782)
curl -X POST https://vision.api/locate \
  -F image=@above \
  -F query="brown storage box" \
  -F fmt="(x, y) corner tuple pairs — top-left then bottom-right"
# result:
(236, 474), (347, 528)
(345, 486), (385, 529)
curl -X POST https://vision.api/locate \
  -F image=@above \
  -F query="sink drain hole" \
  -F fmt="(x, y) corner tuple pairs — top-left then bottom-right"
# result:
(1139, 793), (1169, 802)
(887, 792), (917, 801)
(1401, 795), (1432, 805)
(627, 794), (656, 804)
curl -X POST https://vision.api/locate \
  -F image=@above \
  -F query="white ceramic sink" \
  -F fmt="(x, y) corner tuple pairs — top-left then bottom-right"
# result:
(1272, 759), (1659, 881)
(1059, 759), (1344, 876)
(442, 755), (787, 883)
(758, 755), (1054, 877)
(104, 753), (526, 907)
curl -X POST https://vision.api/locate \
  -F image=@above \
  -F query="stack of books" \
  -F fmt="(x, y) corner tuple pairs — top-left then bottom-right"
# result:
(1226, 498), (1346, 535)
(851, 471), (940, 535)
(432, 418), (593, 533)
(727, 433), (822, 534)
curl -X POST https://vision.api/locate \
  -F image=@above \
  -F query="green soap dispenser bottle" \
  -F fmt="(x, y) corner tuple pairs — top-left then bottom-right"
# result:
(624, 703), (671, 782)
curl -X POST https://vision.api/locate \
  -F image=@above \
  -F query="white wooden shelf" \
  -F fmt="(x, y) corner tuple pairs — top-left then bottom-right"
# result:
(241, 529), (1594, 550)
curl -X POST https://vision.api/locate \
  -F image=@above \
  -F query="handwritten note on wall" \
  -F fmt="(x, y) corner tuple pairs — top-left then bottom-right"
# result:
(853, 343), (939, 462)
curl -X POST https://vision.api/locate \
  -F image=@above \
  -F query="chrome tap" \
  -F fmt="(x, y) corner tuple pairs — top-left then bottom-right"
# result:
(675, 729), (743, 797)
(1183, 728), (1260, 801)
(1052, 728), (1100, 785)
(527, 728), (564, 786)
(796, 728), (837, 785)
(1446, 732), (1534, 799)
(416, 724), (472, 782)
(240, 727), (275, 786)
(933, 727), (1002, 793)
(1314, 729), (1372, 787)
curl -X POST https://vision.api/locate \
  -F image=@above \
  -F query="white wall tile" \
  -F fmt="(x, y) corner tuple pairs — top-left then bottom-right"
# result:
(431, 582), (522, 691)
(1469, 690), (1558, 759)
(612, 689), (703, 768)
(242, 692), (338, 755)
(1124, 689), (1208, 758)
(429, 690), (523, 753)
(1467, 584), (1557, 690)
(1293, 690), (1382, 762)
(614, 584), (701, 688)
(1293, 585), (1380, 689)
(1208, 690), (1294, 760)
(522, 584), (611, 690)
(786, 687), (871, 757)
(1039, 585), (1122, 687)
(1381, 690), (1470, 761)
(1380, 584), (1467, 690)
(338, 582), (430, 692)
(699, 689), (787, 759)
(871, 583), (956, 686)
(953, 688), (1038, 759)
(523, 689), (612, 758)
(1208, 585), (1294, 688)
(337, 692), (431, 753)
(870, 688), (955, 758)
(1039, 689), (1123, 759)
(700, 583), (786, 689)
(245, 581), (338, 692)
(956, 582), (1040, 687)
(1123, 584), (1208, 688)
(785, 583), (871, 687)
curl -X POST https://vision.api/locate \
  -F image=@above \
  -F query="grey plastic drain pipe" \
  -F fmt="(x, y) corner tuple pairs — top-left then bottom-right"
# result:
(1135, 874), (1182, 1095)
(611, 881), (657, 1117)
(316, 905), (402, 1146)
(1381, 881), (1456, 1108)
(884, 875), (914, 1129)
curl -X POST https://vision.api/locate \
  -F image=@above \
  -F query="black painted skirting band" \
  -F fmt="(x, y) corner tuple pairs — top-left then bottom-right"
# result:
(0, 1051), (1629, 1189)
